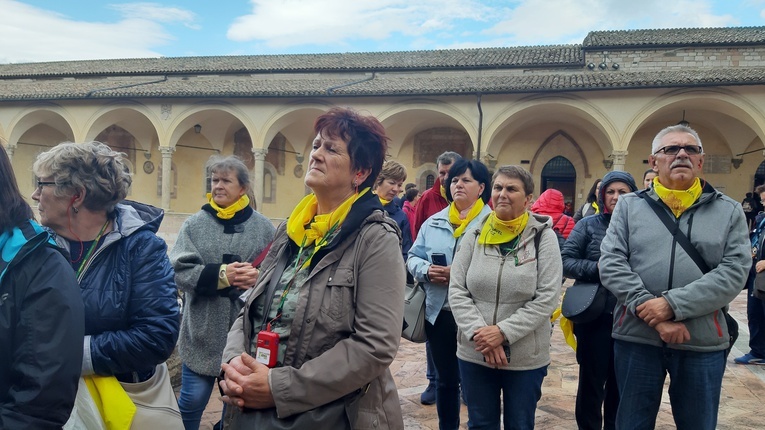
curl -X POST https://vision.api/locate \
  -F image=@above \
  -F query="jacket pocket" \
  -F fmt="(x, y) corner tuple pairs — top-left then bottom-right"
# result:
(320, 268), (355, 321)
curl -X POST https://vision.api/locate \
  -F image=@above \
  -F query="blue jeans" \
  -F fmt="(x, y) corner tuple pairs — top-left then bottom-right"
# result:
(424, 310), (461, 430)
(746, 265), (765, 357)
(178, 364), (218, 430)
(613, 340), (726, 430)
(458, 359), (547, 430)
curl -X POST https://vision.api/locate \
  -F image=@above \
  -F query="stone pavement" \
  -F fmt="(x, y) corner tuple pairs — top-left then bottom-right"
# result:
(199, 289), (765, 429)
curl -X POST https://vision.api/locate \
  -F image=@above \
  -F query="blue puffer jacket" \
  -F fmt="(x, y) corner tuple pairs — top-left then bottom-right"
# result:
(55, 201), (180, 382)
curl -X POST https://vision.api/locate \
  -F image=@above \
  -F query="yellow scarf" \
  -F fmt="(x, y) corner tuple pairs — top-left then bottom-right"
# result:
(379, 196), (391, 206)
(479, 211), (529, 245)
(592, 202), (600, 214)
(206, 193), (250, 220)
(286, 188), (370, 267)
(84, 375), (136, 430)
(448, 200), (485, 238)
(653, 177), (702, 218)
(440, 184), (447, 200)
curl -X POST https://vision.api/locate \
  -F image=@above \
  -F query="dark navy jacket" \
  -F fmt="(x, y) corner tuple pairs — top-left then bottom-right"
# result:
(382, 200), (413, 262)
(55, 201), (180, 382)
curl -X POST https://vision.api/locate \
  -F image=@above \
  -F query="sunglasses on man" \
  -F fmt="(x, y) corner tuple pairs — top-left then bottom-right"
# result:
(653, 145), (702, 155)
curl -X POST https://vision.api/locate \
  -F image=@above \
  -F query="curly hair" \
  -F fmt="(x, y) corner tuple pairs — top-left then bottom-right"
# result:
(32, 141), (132, 213)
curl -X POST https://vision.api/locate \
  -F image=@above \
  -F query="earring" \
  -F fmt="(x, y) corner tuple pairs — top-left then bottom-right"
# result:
(352, 179), (358, 194)
(72, 206), (79, 214)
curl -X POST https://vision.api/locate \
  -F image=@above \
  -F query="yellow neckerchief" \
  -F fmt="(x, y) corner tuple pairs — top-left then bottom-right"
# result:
(653, 177), (702, 218)
(592, 201), (600, 214)
(84, 375), (136, 429)
(448, 199), (485, 238)
(379, 196), (391, 206)
(286, 188), (370, 267)
(478, 211), (529, 245)
(206, 193), (250, 220)
(440, 184), (447, 200)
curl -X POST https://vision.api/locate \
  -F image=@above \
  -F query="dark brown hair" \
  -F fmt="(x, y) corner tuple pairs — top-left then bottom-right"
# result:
(0, 145), (34, 231)
(314, 107), (389, 189)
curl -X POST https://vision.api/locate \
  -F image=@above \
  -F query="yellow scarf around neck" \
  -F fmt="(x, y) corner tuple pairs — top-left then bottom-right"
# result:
(378, 196), (391, 206)
(206, 193), (249, 220)
(449, 199), (485, 238)
(440, 184), (447, 200)
(653, 177), (702, 218)
(286, 188), (370, 266)
(592, 201), (600, 214)
(479, 211), (529, 245)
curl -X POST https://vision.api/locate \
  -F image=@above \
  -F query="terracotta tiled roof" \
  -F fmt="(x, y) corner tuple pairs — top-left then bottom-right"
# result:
(1, 68), (764, 101)
(0, 46), (583, 78)
(584, 26), (765, 48)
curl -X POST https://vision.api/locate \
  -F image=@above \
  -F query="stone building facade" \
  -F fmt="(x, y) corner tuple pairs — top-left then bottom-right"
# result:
(2, 26), (765, 223)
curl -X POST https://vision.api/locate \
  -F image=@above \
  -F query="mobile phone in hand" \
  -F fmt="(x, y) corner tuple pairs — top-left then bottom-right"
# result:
(431, 253), (447, 266)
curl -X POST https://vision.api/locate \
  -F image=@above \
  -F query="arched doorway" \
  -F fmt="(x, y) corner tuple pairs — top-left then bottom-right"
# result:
(541, 156), (577, 213)
(755, 160), (765, 190)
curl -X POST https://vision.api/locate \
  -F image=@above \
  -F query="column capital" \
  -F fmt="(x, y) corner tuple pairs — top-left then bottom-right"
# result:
(4, 144), (15, 158)
(159, 146), (175, 156)
(252, 148), (268, 160)
(610, 150), (629, 171)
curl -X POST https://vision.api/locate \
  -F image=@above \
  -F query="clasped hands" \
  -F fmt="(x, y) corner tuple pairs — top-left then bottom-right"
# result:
(636, 297), (690, 344)
(473, 325), (507, 367)
(219, 352), (275, 410)
(226, 262), (260, 290)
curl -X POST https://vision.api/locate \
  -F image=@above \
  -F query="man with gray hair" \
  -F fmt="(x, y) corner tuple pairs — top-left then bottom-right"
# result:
(599, 124), (750, 429)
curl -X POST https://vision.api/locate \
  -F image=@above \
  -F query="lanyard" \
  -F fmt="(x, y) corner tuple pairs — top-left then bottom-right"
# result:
(76, 219), (110, 277)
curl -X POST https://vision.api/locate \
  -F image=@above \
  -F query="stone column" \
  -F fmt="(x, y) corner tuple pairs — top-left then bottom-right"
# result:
(159, 146), (175, 211)
(252, 148), (268, 210)
(612, 150), (628, 171)
(5, 144), (15, 161)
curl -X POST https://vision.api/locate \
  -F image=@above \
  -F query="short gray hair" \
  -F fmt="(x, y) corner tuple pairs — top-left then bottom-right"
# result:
(436, 151), (462, 167)
(651, 124), (702, 154)
(205, 155), (251, 192)
(33, 141), (131, 213)
(492, 165), (534, 196)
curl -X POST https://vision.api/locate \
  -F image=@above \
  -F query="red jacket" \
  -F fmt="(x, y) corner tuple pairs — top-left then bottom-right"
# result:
(412, 178), (448, 237)
(530, 189), (575, 239)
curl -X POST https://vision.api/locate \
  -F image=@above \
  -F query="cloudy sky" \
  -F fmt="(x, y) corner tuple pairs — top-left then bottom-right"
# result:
(1, 0), (764, 64)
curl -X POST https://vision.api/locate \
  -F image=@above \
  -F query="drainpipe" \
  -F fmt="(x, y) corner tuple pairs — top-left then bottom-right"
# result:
(476, 93), (483, 161)
(326, 72), (376, 95)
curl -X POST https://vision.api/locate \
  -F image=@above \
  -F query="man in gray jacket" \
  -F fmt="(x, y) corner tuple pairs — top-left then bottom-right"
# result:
(599, 124), (750, 430)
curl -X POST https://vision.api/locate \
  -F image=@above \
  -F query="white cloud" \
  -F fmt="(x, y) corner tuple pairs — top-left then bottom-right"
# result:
(0, 0), (196, 63)
(227, 0), (493, 48)
(109, 2), (200, 29)
(484, 0), (738, 46)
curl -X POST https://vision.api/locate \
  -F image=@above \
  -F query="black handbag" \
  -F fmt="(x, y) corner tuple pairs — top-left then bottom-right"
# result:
(637, 192), (739, 356)
(755, 271), (765, 300)
(561, 282), (607, 324)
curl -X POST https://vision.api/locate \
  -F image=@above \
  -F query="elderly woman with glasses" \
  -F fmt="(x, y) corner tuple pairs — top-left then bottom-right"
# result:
(31, 141), (181, 427)
(220, 108), (405, 429)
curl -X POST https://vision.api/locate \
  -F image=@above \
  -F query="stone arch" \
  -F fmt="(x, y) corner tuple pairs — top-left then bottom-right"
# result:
(531, 130), (590, 177)
(83, 103), (161, 153)
(378, 99), (478, 159)
(258, 102), (332, 156)
(8, 104), (76, 146)
(169, 102), (257, 151)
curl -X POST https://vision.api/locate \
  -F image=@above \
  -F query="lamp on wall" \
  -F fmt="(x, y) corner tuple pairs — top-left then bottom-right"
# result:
(603, 158), (614, 169)
(678, 111), (689, 127)
(194, 124), (202, 134)
(295, 152), (305, 163)
(731, 158), (744, 169)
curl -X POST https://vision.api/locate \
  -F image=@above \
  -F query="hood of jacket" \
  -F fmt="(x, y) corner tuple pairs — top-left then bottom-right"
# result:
(531, 189), (565, 216)
(598, 171), (638, 214)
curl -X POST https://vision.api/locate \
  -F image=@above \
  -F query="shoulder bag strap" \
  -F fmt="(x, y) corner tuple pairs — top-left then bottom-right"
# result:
(636, 192), (710, 274)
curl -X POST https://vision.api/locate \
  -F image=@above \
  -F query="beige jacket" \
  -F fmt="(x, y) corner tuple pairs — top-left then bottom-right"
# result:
(223, 209), (405, 429)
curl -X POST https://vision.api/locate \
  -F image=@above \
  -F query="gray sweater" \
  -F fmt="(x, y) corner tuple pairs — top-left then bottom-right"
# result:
(599, 185), (750, 352)
(170, 208), (275, 376)
(449, 213), (562, 371)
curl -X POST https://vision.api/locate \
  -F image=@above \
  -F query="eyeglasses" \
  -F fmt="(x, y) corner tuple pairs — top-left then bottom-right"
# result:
(36, 181), (57, 190)
(654, 145), (703, 155)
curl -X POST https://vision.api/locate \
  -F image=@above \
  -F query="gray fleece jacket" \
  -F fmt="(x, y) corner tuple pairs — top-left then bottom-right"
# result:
(599, 183), (750, 352)
(449, 213), (562, 370)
